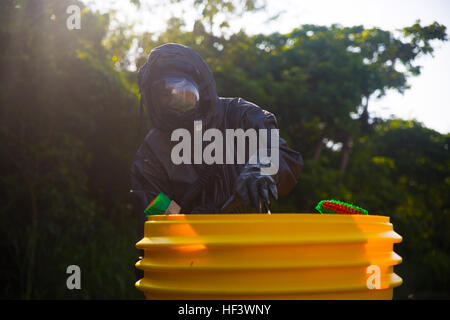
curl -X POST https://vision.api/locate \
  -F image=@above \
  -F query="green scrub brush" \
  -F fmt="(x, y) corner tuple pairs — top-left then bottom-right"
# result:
(315, 199), (368, 215)
(144, 192), (181, 218)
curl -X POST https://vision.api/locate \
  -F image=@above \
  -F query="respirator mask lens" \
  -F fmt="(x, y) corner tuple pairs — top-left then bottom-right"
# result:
(152, 76), (199, 113)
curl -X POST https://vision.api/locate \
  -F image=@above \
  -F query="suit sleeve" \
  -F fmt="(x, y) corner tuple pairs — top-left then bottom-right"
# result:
(237, 98), (304, 196)
(130, 143), (172, 232)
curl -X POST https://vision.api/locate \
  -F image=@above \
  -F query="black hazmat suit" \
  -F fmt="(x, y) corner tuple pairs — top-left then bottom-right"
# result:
(130, 43), (303, 229)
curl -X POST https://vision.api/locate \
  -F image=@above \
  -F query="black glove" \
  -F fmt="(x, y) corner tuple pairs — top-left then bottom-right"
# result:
(233, 163), (278, 212)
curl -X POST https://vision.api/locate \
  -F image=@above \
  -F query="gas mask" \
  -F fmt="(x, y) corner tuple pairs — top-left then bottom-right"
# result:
(142, 73), (202, 130)
(151, 76), (200, 113)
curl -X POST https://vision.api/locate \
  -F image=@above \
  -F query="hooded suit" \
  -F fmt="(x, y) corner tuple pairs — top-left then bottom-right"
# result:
(131, 43), (303, 228)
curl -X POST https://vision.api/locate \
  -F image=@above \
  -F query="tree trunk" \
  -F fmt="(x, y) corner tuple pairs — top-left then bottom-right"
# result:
(312, 137), (325, 162)
(360, 95), (370, 132)
(339, 135), (353, 177)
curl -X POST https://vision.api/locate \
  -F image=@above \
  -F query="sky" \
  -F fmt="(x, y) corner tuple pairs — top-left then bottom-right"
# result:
(82, 0), (450, 134)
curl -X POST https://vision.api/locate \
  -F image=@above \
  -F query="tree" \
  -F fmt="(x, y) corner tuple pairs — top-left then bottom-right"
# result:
(0, 0), (141, 299)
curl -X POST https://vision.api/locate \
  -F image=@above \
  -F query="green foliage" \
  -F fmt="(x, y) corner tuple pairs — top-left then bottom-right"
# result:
(0, 0), (142, 299)
(0, 0), (448, 299)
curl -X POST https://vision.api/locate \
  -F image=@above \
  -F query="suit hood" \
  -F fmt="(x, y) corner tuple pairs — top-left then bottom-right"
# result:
(137, 43), (222, 132)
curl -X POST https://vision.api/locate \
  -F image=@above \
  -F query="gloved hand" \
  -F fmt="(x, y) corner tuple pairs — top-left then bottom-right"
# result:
(233, 163), (278, 212)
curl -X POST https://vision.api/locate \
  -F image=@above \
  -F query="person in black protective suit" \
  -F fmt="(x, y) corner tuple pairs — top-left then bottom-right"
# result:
(130, 43), (303, 230)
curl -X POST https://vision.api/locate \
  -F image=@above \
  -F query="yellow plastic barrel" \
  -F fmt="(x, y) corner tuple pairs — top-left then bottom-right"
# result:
(135, 213), (402, 300)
